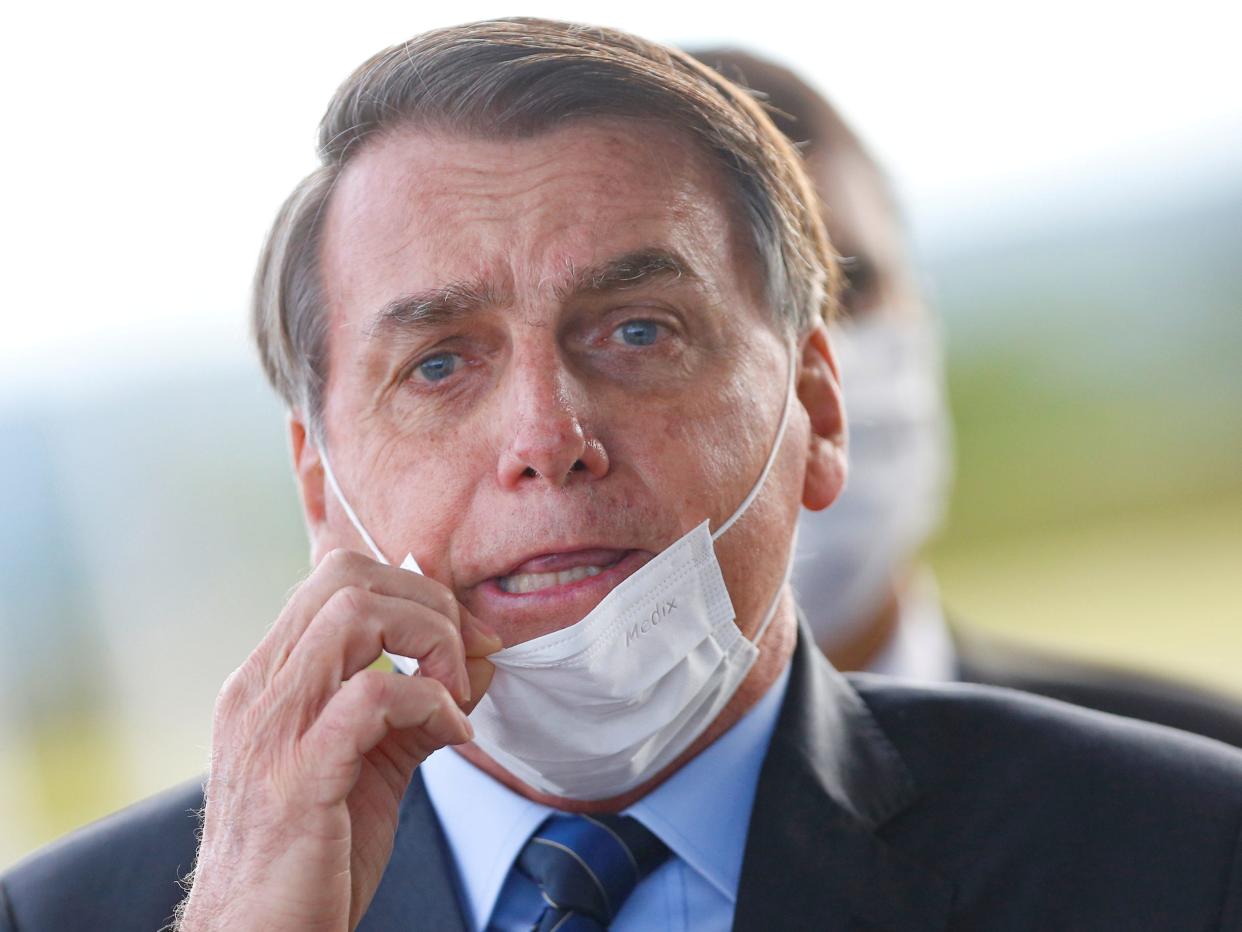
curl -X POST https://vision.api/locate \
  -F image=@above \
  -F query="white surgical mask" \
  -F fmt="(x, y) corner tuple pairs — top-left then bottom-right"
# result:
(793, 313), (952, 651)
(319, 345), (797, 800)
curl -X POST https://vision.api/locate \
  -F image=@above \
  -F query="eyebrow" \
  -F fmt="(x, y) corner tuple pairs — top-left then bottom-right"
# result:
(365, 248), (698, 341)
(366, 279), (499, 341)
(569, 247), (694, 296)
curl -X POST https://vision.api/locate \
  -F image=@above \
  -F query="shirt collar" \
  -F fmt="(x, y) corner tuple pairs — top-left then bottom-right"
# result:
(624, 660), (791, 901)
(420, 745), (553, 931)
(421, 661), (791, 928)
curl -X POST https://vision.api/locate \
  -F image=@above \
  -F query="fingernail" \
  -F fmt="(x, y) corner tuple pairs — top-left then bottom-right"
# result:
(467, 613), (503, 648)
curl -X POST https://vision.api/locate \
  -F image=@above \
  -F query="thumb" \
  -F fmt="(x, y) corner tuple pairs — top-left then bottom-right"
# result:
(460, 657), (495, 715)
(461, 610), (504, 657)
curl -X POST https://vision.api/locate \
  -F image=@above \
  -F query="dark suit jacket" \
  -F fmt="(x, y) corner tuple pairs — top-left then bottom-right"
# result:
(5, 627), (1242, 931)
(953, 625), (1242, 749)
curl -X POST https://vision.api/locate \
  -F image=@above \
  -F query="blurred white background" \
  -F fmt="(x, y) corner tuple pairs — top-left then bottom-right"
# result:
(2, 0), (1240, 868)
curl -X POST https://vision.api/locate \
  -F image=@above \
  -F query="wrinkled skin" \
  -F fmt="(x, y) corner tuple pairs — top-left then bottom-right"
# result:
(179, 118), (846, 930)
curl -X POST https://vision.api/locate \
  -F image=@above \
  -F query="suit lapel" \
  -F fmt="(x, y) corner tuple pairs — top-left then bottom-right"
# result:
(734, 623), (954, 931)
(359, 771), (469, 932)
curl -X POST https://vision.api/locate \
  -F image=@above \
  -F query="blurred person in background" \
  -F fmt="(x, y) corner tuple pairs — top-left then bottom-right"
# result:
(690, 48), (1242, 748)
(3, 19), (1242, 932)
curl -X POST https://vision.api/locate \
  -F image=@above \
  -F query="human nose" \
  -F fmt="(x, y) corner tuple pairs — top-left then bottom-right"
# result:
(495, 349), (609, 489)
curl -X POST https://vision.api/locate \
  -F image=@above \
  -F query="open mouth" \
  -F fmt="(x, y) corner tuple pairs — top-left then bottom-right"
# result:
(497, 564), (606, 593)
(492, 548), (636, 597)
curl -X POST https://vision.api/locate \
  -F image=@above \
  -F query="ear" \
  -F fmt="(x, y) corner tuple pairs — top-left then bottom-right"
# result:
(288, 414), (332, 560)
(798, 322), (847, 511)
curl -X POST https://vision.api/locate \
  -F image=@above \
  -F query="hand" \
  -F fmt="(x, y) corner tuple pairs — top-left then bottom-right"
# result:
(176, 549), (501, 931)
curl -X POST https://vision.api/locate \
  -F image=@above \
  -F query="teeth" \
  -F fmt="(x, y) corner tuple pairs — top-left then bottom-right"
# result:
(497, 565), (603, 594)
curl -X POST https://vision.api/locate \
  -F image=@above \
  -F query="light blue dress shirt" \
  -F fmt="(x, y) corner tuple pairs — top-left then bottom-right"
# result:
(420, 663), (791, 931)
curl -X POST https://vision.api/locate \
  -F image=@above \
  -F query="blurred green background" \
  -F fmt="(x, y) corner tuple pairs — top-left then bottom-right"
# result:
(925, 182), (1242, 692)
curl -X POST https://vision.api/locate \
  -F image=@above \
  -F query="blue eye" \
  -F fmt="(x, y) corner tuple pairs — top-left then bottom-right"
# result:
(615, 320), (660, 346)
(416, 353), (459, 382)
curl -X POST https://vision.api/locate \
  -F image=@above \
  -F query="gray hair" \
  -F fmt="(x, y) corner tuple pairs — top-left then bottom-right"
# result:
(252, 17), (838, 433)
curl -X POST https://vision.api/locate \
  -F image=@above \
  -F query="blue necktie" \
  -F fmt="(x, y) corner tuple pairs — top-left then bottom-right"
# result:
(516, 813), (670, 930)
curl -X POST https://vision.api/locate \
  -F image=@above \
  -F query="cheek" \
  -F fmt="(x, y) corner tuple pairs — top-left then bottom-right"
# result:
(361, 425), (492, 571)
(646, 370), (768, 524)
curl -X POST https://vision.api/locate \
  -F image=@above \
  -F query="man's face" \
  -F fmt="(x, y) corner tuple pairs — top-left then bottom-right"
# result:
(299, 117), (838, 647)
(807, 147), (922, 320)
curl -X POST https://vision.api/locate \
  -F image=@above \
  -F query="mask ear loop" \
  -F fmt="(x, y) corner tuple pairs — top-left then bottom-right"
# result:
(711, 338), (799, 542)
(706, 339), (800, 647)
(317, 444), (389, 566)
(318, 443), (423, 674)
(751, 524), (798, 647)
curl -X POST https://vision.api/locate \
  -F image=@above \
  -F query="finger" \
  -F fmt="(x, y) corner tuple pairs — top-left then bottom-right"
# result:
(461, 658), (495, 716)
(280, 586), (471, 704)
(254, 549), (464, 679)
(460, 609), (504, 657)
(302, 670), (472, 806)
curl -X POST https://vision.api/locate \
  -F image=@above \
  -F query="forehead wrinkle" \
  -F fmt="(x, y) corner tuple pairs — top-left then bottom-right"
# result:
(412, 139), (637, 224)
(332, 121), (756, 353)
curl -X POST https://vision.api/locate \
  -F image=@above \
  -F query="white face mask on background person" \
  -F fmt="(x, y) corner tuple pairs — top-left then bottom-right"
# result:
(793, 313), (952, 651)
(318, 342), (798, 800)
